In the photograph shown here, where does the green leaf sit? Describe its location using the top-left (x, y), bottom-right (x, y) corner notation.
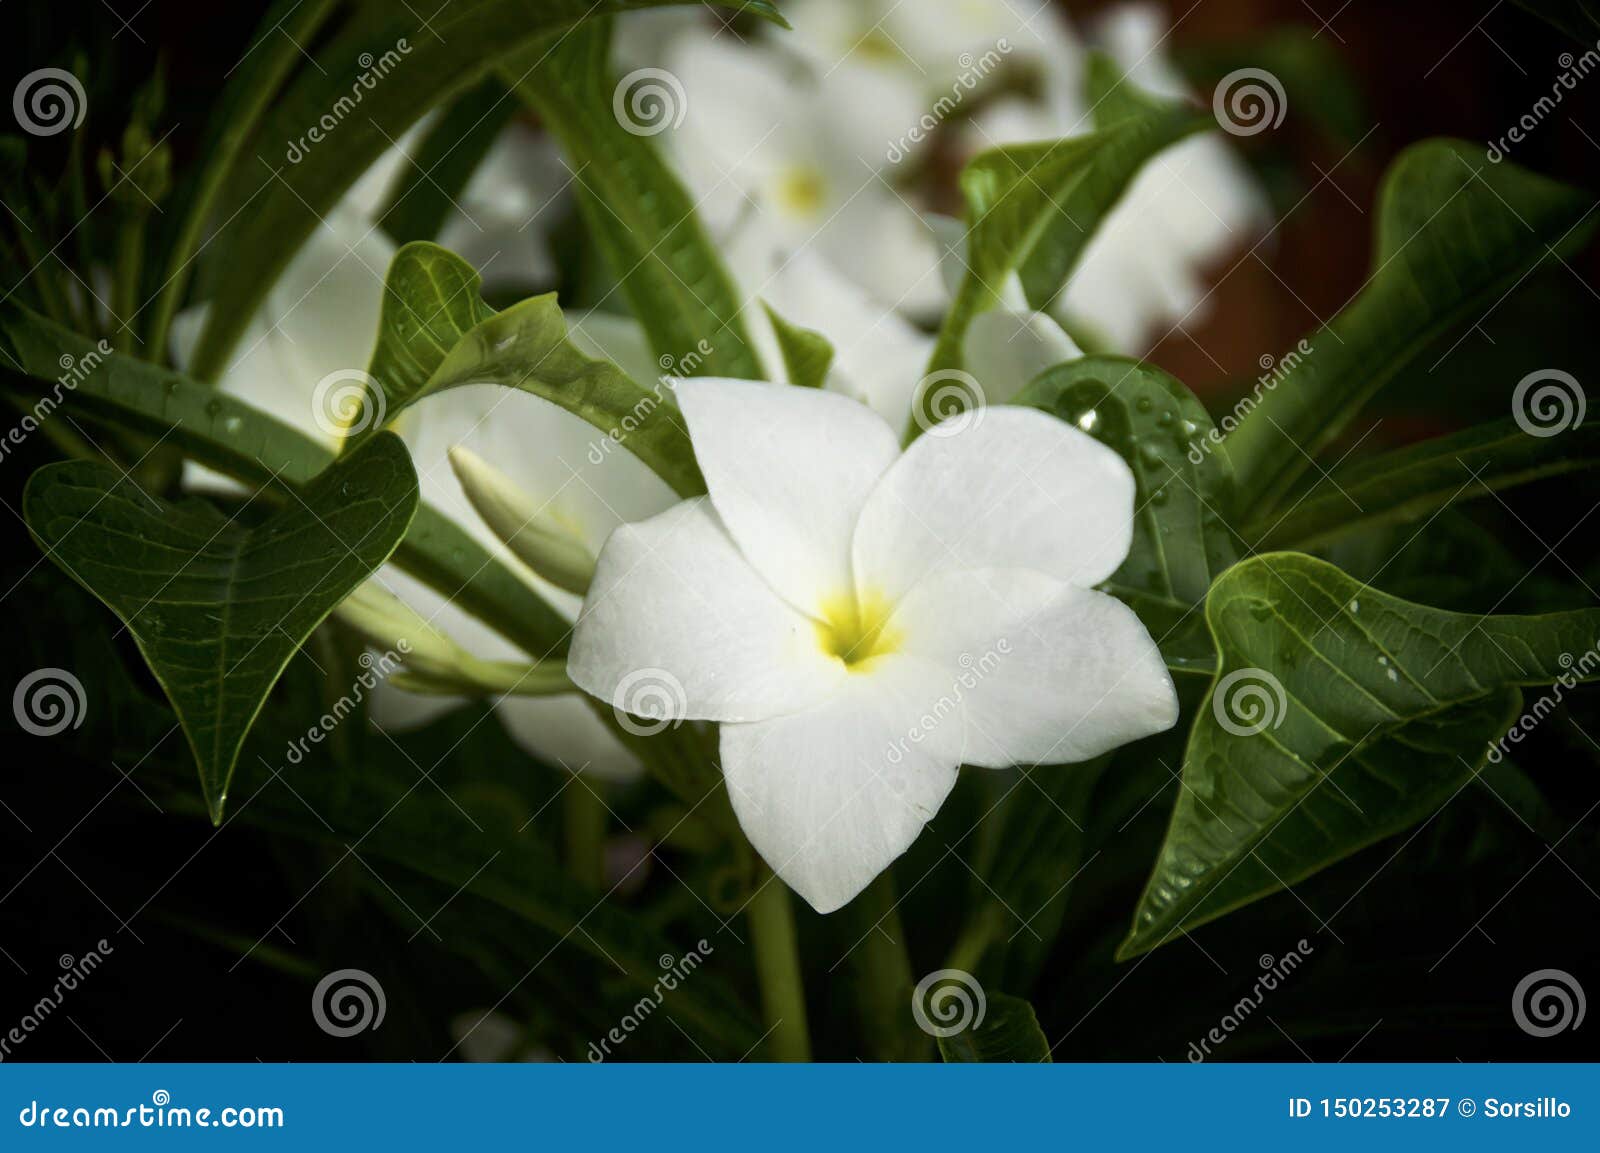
top-left (506, 17), bottom-right (765, 379)
top-left (1122, 551), bottom-right (1600, 958)
top-left (937, 992), bottom-right (1051, 1062)
top-left (762, 302), bottom-right (834, 389)
top-left (25, 434), bottom-right (418, 822)
top-left (375, 78), bottom-right (517, 247)
top-left (360, 242), bottom-right (703, 497)
top-left (1225, 139), bottom-right (1597, 508)
top-left (0, 302), bottom-right (571, 660)
top-left (189, 0), bottom-right (778, 381)
top-left (145, 0), bottom-right (340, 363)
top-left (1014, 358), bottom-right (1238, 676)
top-left (1249, 417), bottom-right (1600, 552)
top-left (922, 88), bottom-right (1207, 389)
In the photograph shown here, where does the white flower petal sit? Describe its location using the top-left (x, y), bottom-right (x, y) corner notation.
top-left (891, 567), bottom-right (1179, 766)
top-left (677, 378), bottom-right (901, 617)
top-left (854, 407), bottom-right (1134, 603)
top-left (570, 498), bottom-right (845, 723)
top-left (721, 658), bottom-right (963, 913)
top-left (963, 308), bottom-right (1082, 405)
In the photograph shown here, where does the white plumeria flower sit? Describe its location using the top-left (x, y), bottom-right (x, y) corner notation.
top-left (665, 29), bottom-right (944, 315)
top-left (569, 380), bottom-right (1179, 912)
top-left (777, 0), bottom-right (1058, 90)
top-left (734, 218), bottom-right (1082, 435)
top-left (966, 2), bottom-right (1267, 353)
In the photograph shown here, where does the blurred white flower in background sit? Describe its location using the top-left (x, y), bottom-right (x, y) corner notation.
top-left (966, 3), bottom-right (1269, 351)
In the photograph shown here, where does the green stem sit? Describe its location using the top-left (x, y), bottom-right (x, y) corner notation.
top-left (747, 877), bottom-right (811, 1061)
top-left (563, 779), bottom-right (606, 891)
top-left (113, 210), bottom-right (147, 354)
top-left (945, 902), bottom-right (1007, 976)
top-left (848, 873), bottom-right (927, 1061)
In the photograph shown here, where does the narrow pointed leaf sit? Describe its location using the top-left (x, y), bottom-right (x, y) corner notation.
top-left (507, 18), bottom-right (765, 379)
top-left (189, 0), bottom-right (780, 380)
top-left (1224, 139), bottom-right (1596, 507)
top-left (25, 434), bottom-right (419, 821)
top-left (922, 94), bottom-right (1206, 387)
top-left (763, 302), bottom-right (834, 389)
top-left (1250, 416), bottom-right (1600, 551)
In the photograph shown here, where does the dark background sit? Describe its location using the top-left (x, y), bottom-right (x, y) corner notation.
top-left (0, 0), bottom-right (1597, 1062)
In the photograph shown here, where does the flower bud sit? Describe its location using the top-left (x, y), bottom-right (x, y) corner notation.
top-left (448, 445), bottom-right (596, 595)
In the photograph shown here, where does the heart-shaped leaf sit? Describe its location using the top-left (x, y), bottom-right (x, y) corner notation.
top-left (1225, 139), bottom-right (1596, 507)
top-left (25, 434), bottom-right (419, 822)
top-left (1123, 551), bottom-right (1600, 957)
top-left (0, 301), bottom-right (570, 659)
top-left (1015, 357), bottom-right (1238, 676)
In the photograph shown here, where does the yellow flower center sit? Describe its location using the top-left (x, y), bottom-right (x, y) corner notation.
top-left (852, 28), bottom-right (905, 64)
top-left (815, 591), bottom-right (901, 670)
top-left (774, 166), bottom-right (826, 218)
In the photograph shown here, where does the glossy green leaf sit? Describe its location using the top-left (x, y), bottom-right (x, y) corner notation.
top-left (1014, 358), bottom-right (1238, 676)
top-left (359, 242), bottom-right (703, 497)
top-left (375, 78), bottom-right (517, 247)
top-left (1250, 417), bottom-right (1600, 552)
top-left (507, 18), bottom-right (765, 379)
top-left (0, 302), bottom-right (570, 659)
top-left (189, 0), bottom-right (781, 381)
top-left (937, 992), bottom-right (1051, 1063)
top-left (1225, 140), bottom-right (1597, 507)
top-left (1123, 551), bottom-right (1600, 958)
top-left (762, 302), bottom-right (834, 389)
top-left (25, 434), bottom-right (418, 822)
top-left (922, 90), bottom-right (1206, 388)
top-left (145, 0), bottom-right (340, 363)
